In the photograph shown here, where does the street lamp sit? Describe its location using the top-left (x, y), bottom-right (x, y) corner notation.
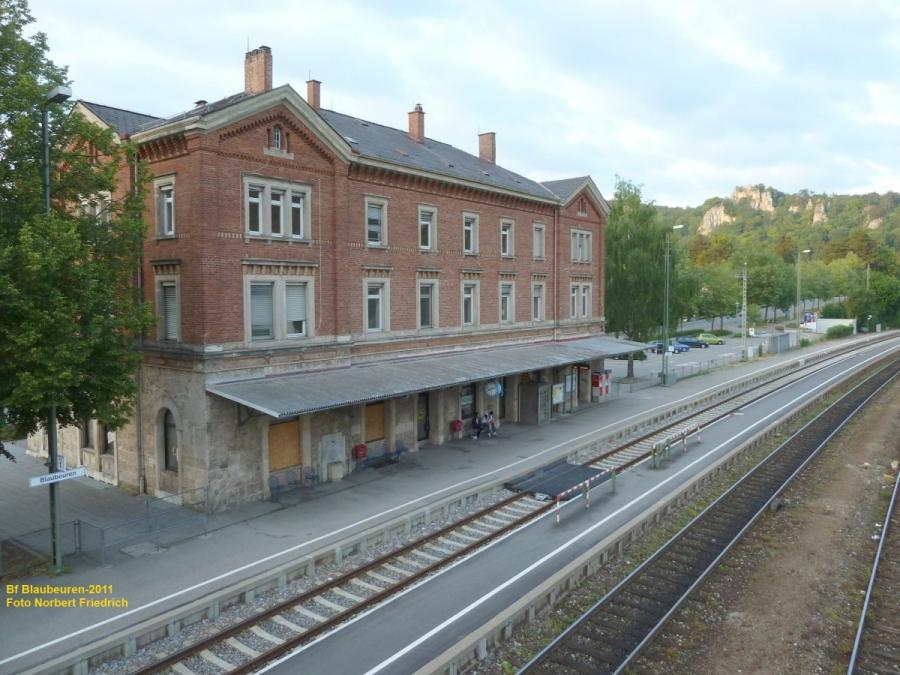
top-left (795, 248), bottom-right (811, 328)
top-left (661, 224), bottom-right (684, 385)
top-left (42, 83), bottom-right (71, 573)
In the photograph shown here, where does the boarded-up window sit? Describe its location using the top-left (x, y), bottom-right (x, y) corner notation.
top-left (268, 419), bottom-right (301, 471)
top-left (364, 402), bottom-right (385, 443)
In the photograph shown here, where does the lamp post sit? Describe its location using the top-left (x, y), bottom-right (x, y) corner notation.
top-left (42, 84), bottom-right (71, 573)
top-left (661, 224), bottom-right (684, 385)
top-left (795, 248), bottom-right (811, 327)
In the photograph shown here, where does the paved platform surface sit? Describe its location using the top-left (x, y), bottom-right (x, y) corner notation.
top-left (0, 336), bottom-right (852, 672)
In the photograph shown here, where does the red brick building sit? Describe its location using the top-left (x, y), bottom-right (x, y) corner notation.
top-left (34, 47), bottom-right (635, 509)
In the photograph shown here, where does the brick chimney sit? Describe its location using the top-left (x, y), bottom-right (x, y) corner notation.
top-left (408, 103), bottom-right (425, 143)
top-left (478, 132), bottom-right (496, 164)
top-left (307, 79), bottom-right (321, 110)
top-left (244, 46), bottom-right (272, 95)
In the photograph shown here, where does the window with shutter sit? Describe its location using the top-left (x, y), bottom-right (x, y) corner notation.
top-left (161, 282), bottom-right (178, 340)
top-left (285, 283), bottom-right (307, 335)
top-left (251, 283), bottom-right (274, 339)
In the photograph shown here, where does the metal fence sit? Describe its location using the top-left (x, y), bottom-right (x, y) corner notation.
top-left (664, 351), bottom-right (743, 384)
top-left (0, 486), bottom-right (209, 578)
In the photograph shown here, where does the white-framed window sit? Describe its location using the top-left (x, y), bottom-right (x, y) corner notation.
top-left (366, 197), bottom-right (388, 246)
top-left (246, 277), bottom-right (315, 342)
top-left (571, 229), bottom-right (592, 263)
top-left (285, 282), bottom-right (309, 336)
top-left (290, 193), bottom-right (306, 238)
top-left (155, 177), bottom-right (175, 236)
top-left (244, 176), bottom-right (311, 239)
top-left (533, 222), bottom-right (545, 260)
top-left (270, 189), bottom-right (284, 236)
top-left (272, 125), bottom-right (283, 150)
top-left (462, 282), bottom-right (479, 326)
top-left (500, 282), bottom-right (514, 324)
top-left (365, 280), bottom-right (389, 332)
top-left (79, 192), bottom-right (111, 223)
top-left (570, 283), bottom-right (592, 318)
top-left (500, 219), bottom-right (514, 257)
top-left (532, 282), bottom-right (545, 322)
top-left (418, 282), bottom-right (437, 329)
top-left (157, 278), bottom-right (179, 341)
top-left (250, 282), bottom-right (274, 340)
top-left (419, 206), bottom-right (436, 251)
top-left (463, 213), bottom-right (478, 253)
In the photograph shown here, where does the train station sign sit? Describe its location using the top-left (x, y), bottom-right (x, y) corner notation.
top-left (28, 467), bottom-right (86, 487)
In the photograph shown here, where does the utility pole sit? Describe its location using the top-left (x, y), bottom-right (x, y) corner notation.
top-left (42, 84), bottom-right (72, 574)
top-left (741, 262), bottom-right (748, 361)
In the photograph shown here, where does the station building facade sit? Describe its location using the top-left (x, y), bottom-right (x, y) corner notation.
top-left (29, 47), bottom-right (636, 509)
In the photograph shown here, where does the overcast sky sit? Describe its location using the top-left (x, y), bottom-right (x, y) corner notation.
top-left (25, 0), bottom-right (900, 207)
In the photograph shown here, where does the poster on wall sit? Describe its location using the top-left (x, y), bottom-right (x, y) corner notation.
top-left (552, 383), bottom-right (564, 405)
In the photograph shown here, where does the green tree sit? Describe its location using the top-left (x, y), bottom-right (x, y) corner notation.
top-left (605, 179), bottom-right (668, 376)
top-left (0, 0), bottom-right (151, 459)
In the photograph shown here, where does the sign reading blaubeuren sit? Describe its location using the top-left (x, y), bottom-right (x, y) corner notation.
top-left (27, 467), bottom-right (86, 488)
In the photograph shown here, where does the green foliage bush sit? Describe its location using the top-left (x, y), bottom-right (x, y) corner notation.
top-left (825, 324), bottom-right (854, 339)
top-left (820, 302), bottom-right (848, 318)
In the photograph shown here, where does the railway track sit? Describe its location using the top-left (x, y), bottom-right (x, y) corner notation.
top-left (134, 340), bottom-right (896, 675)
top-left (519, 356), bottom-right (900, 675)
top-left (847, 467), bottom-right (900, 674)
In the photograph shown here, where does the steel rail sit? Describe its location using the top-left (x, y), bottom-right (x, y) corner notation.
top-left (133, 338), bottom-right (896, 675)
top-left (847, 465), bottom-right (900, 674)
top-left (519, 356), bottom-right (900, 675)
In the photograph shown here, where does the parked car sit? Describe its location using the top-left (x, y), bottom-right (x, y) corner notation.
top-left (676, 336), bottom-right (709, 349)
top-left (652, 340), bottom-right (687, 354)
top-left (697, 332), bottom-right (724, 345)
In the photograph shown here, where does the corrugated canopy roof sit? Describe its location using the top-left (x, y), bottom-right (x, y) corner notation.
top-left (206, 337), bottom-right (647, 419)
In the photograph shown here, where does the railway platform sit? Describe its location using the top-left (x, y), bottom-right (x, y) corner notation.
top-left (0, 335), bottom-right (881, 674)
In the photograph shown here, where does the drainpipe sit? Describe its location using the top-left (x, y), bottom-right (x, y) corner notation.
top-left (553, 205), bottom-right (559, 340)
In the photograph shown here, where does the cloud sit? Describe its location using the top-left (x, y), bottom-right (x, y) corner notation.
top-left (24, 0), bottom-right (900, 206)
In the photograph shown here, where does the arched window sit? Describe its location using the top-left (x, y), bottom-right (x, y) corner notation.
top-left (272, 125), bottom-right (282, 150)
top-left (163, 409), bottom-right (178, 472)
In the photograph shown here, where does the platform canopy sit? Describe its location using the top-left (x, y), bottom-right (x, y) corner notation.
top-left (206, 336), bottom-right (647, 419)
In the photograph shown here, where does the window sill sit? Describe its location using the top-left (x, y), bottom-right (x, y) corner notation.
top-left (155, 234), bottom-right (177, 241)
top-left (245, 234), bottom-right (310, 243)
top-left (366, 243), bottom-right (388, 249)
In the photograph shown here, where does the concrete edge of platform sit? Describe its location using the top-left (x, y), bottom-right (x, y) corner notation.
top-left (419, 368), bottom-right (851, 675)
top-left (16, 338), bottom-right (883, 674)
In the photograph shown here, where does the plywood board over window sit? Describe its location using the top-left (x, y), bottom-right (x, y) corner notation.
top-left (268, 419), bottom-right (301, 471)
top-left (365, 402), bottom-right (385, 443)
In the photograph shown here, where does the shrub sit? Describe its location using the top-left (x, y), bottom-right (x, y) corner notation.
top-left (826, 324), bottom-right (853, 339)
top-left (820, 302), bottom-right (848, 319)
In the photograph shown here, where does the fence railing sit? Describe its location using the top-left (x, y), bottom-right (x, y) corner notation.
top-left (0, 486), bottom-right (209, 578)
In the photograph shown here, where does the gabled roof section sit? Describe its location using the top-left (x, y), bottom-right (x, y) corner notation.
top-left (127, 85), bottom-right (560, 203)
top-left (319, 110), bottom-right (559, 202)
top-left (77, 101), bottom-right (161, 136)
top-left (543, 176), bottom-right (611, 217)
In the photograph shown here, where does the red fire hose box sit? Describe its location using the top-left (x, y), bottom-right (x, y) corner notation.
top-left (450, 419), bottom-right (463, 433)
top-left (353, 443), bottom-right (367, 460)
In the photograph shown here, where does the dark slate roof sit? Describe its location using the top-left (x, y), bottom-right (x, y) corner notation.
top-left (135, 91), bottom-right (255, 133)
top-left (79, 101), bottom-right (161, 136)
top-left (319, 109), bottom-right (558, 201)
top-left (206, 336), bottom-right (647, 418)
top-left (542, 176), bottom-right (590, 202)
top-left (117, 86), bottom-right (574, 202)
